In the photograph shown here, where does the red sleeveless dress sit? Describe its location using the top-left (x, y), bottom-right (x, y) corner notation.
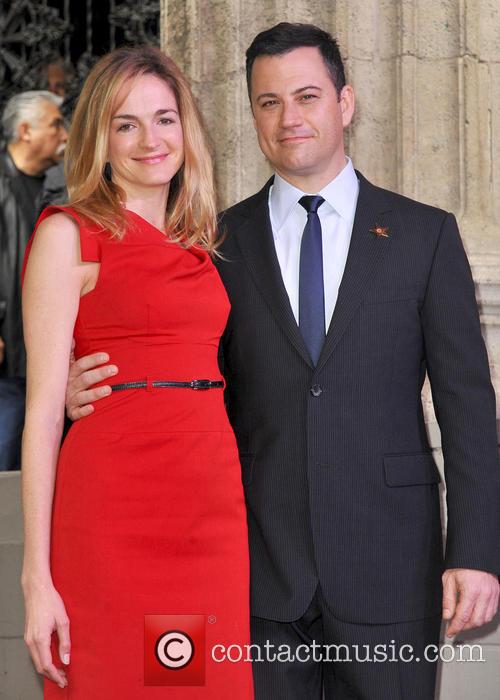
top-left (24, 207), bottom-right (253, 698)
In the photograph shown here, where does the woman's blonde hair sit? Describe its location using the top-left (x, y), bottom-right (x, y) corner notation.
top-left (65, 46), bottom-right (219, 252)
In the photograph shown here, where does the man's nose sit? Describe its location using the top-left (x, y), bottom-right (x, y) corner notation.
top-left (279, 100), bottom-right (302, 128)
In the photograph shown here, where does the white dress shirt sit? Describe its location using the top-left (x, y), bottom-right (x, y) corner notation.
top-left (268, 157), bottom-right (359, 331)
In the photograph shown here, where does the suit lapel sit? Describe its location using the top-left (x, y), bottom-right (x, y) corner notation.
top-left (231, 172), bottom-right (393, 372)
top-left (232, 179), bottom-right (314, 368)
top-left (316, 172), bottom-right (393, 371)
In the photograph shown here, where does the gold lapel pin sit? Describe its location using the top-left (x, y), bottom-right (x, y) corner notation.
top-left (370, 224), bottom-right (389, 238)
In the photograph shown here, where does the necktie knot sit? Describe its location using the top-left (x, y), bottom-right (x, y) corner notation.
top-left (299, 195), bottom-right (325, 215)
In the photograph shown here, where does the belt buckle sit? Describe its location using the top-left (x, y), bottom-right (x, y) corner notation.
top-left (190, 379), bottom-right (211, 390)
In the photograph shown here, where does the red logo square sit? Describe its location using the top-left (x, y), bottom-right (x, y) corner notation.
top-left (144, 614), bottom-right (205, 686)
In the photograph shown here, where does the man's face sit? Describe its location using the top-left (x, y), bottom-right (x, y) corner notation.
top-left (250, 46), bottom-right (355, 190)
top-left (47, 63), bottom-right (66, 97)
top-left (26, 100), bottom-right (68, 172)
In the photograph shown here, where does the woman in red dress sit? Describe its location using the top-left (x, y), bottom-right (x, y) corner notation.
top-left (21, 47), bottom-right (253, 698)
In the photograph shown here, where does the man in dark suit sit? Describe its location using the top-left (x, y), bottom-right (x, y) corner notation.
top-left (66, 23), bottom-right (499, 699)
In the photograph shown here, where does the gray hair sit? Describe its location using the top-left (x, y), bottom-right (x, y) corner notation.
top-left (1, 91), bottom-right (63, 144)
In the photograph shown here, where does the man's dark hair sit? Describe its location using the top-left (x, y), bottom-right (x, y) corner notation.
top-left (245, 22), bottom-right (346, 99)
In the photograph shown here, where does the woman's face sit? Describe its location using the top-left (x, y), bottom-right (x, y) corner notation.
top-left (107, 73), bottom-right (184, 195)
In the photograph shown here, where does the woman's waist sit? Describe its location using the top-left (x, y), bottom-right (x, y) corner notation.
top-left (74, 341), bottom-right (223, 388)
top-left (70, 383), bottom-right (232, 434)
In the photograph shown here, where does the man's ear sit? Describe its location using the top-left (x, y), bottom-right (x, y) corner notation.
top-left (339, 85), bottom-right (355, 128)
top-left (17, 121), bottom-right (32, 143)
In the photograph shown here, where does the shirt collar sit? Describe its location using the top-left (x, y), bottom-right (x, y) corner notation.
top-left (269, 157), bottom-right (359, 232)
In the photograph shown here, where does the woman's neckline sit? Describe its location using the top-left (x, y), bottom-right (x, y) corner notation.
top-left (125, 208), bottom-right (167, 236)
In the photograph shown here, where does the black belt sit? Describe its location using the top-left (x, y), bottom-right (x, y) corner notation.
top-left (110, 379), bottom-right (224, 392)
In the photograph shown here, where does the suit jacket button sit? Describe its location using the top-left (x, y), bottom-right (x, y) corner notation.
top-left (310, 384), bottom-right (323, 397)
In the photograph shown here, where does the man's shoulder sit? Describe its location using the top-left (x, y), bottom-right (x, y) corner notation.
top-left (216, 180), bottom-right (272, 255)
top-left (0, 149), bottom-right (15, 201)
top-left (219, 185), bottom-right (269, 224)
top-left (0, 148), bottom-right (15, 176)
top-left (358, 172), bottom-right (450, 224)
top-left (216, 172), bottom-right (454, 250)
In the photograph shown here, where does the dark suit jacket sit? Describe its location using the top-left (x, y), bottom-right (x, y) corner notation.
top-left (216, 171), bottom-right (500, 625)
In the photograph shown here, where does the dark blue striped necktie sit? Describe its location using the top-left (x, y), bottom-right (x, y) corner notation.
top-left (298, 195), bottom-right (326, 366)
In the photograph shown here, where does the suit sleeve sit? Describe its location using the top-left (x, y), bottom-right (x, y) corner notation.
top-left (421, 212), bottom-right (500, 575)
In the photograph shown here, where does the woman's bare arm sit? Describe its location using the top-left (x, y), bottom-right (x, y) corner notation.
top-left (21, 212), bottom-right (95, 688)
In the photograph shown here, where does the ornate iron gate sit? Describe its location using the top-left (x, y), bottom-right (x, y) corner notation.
top-left (0, 0), bottom-right (160, 113)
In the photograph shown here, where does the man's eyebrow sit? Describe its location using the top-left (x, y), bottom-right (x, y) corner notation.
top-left (256, 85), bottom-right (323, 101)
top-left (112, 108), bottom-right (178, 120)
top-left (292, 85), bottom-right (322, 95)
top-left (255, 92), bottom-right (278, 102)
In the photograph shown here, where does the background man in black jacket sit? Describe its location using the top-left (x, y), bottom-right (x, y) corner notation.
top-left (66, 24), bottom-right (499, 699)
top-left (0, 91), bottom-right (67, 469)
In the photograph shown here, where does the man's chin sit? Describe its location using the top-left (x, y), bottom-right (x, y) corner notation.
top-left (55, 146), bottom-right (66, 161)
top-left (278, 159), bottom-right (319, 178)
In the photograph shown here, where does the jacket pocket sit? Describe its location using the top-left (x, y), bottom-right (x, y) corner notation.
top-left (239, 452), bottom-right (255, 487)
top-left (363, 282), bottom-right (422, 305)
top-left (383, 452), bottom-right (441, 487)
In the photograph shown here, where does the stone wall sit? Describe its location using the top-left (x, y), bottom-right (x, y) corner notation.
top-left (0, 474), bottom-right (42, 699)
